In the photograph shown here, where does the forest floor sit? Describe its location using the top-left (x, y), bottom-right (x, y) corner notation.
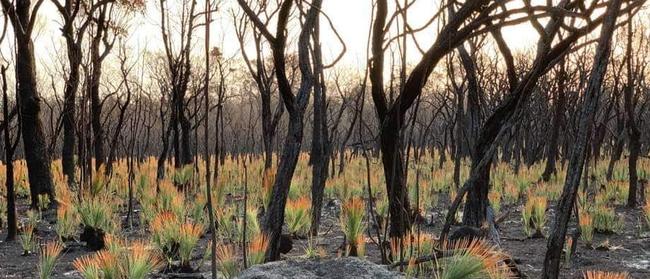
top-left (1, 195), bottom-right (649, 278)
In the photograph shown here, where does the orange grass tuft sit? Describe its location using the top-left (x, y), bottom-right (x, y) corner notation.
top-left (583, 271), bottom-right (629, 279)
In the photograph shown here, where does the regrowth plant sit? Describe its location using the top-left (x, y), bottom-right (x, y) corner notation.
top-left (20, 224), bottom-right (38, 255)
top-left (73, 238), bottom-right (162, 279)
top-left (73, 255), bottom-right (101, 279)
top-left (56, 203), bottom-right (79, 242)
top-left (579, 212), bottom-right (594, 248)
top-left (522, 195), bottom-right (547, 238)
top-left (78, 197), bottom-right (116, 250)
top-left (39, 241), bottom-right (64, 279)
top-left (340, 197), bottom-right (366, 257)
top-left (592, 205), bottom-right (623, 234)
top-left (216, 243), bottom-right (239, 279)
top-left (178, 223), bottom-right (204, 270)
top-left (437, 239), bottom-right (513, 279)
top-left (583, 271), bottom-right (629, 279)
top-left (285, 196), bottom-right (311, 237)
top-left (247, 233), bottom-right (269, 266)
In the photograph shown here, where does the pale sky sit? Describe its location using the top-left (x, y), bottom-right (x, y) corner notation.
top-left (27, 0), bottom-right (541, 72)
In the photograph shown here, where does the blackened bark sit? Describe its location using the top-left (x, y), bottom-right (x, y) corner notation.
top-left (4, 141), bottom-right (16, 240)
top-left (542, 63), bottom-right (567, 181)
top-left (627, 114), bottom-right (640, 207)
top-left (591, 122), bottom-right (607, 164)
top-left (213, 62), bottom-right (226, 181)
top-left (606, 113), bottom-right (625, 181)
top-left (543, 0), bottom-right (622, 276)
top-left (178, 101), bottom-right (193, 165)
top-left (624, 20), bottom-right (640, 208)
top-left (264, 115), bottom-right (305, 260)
top-left (53, 0), bottom-right (90, 187)
top-left (159, 0), bottom-right (197, 168)
top-left (236, 0), bottom-right (320, 261)
top-left (157, 115), bottom-right (173, 180)
top-left (369, 0), bottom-right (411, 239)
top-left (106, 55), bottom-right (133, 173)
top-left (89, 6), bottom-right (112, 171)
top-left (458, 45), bottom-right (481, 154)
top-left (61, 36), bottom-right (80, 186)
top-left (592, 96), bottom-right (616, 165)
top-left (310, 114), bottom-right (328, 236)
top-left (8, 3), bottom-right (56, 207)
top-left (452, 82), bottom-right (464, 189)
top-left (369, 0), bottom-right (493, 238)
top-left (379, 113), bottom-right (412, 238)
top-left (2, 66), bottom-right (18, 240)
top-left (309, 18), bottom-right (329, 236)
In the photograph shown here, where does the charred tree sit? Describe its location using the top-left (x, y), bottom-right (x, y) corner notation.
top-left (52, 0), bottom-right (93, 186)
top-left (159, 0), bottom-right (198, 168)
top-left (88, 4), bottom-right (115, 171)
top-left (542, 0), bottom-right (624, 276)
top-left (1, 0), bottom-right (56, 207)
top-left (2, 65), bottom-right (20, 240)
top-left (234, 13), bottom-right (284, 170)
top-left (624, 18), bottom-right (641, 208)
top-left (238, 0), bottom-right (321, 261)
top-left (542, 62), bottom-right (567, 181)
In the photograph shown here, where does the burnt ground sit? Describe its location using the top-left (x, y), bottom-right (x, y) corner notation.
top-left (0, 196), bottom-right (649, 279)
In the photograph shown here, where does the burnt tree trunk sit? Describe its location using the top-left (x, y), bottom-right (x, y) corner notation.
top-left (542, 0), bottom-right (622, 276)
top-left (5, 1), bottom-right (56, 207)
top-left (379, 113), bottom-right (412, 238)
top-left (177, 96), bottom-right (193, 166)
top-left (368, 0), bottom-right (492, 238)
top-left (624, 19), bottom-right (640, 208)
top-left (452, 82), bottom-right (464, 189)
top-left (2, 66), bottom-right (18, 240)
top-left (264, 114), bottom-right (306, 260)
top-left (88, 5), bottom-right (113, 171)
top-left (542, 62), bottom-right (567, 181)
top-left (157, 112), bottom-right (172, 180)
top-left (237, 0), bottom-right (320, 261)
top-left (606, 111), bottom-right (625, 181)
top-left (458, 45), bottom-right (481, 156)
top-left (60, 23), bottom-right (82, 186)
top-left (106, 53), bottom-right (133, 173)
top-left (309, 20), bottom-right (329, 236)
top-left (159, 0), bottom-right (197, 168)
